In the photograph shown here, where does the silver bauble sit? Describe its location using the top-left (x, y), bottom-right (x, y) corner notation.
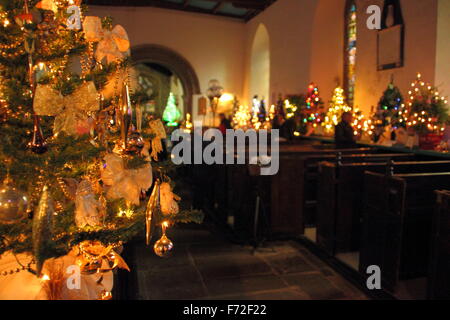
top-left (153, 234), bottom-right (174, 258)
top-left (0, 184), bottom-right (28, 224)
top-left (125, 131), bottom-right (145, 154)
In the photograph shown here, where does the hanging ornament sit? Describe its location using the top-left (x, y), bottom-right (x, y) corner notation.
top-left (119, 83), bottom-right (133, 151)
top-left (32, 185), bottom-right (55, 277)
top-left (83, 16), bottom-right (130, 63)
top-left (29, 114), bottom-right (48, 154)
top-left (35, 62), bottom-right (49, 82)
top-left (101, 153), bottom-right (152, 205)
top-left (15, 0), bottom-right (34, 26)
top-left (74, 180), bottom-right (104, 228)
top-left (160, 182), bottom-right (180, 216)
top-left (136, 103), bottom-right (143, 132)
top-left (145, 180), bottom-right (160, 245)
top-left (101, 66), bottom-right (138, 100)
top-left (106, 108), bottom-right (119, 134)
top-left (0, 175), bottom-right (29, 224)
top-left (147, 119), bottom-right (167, 161)
top-left (154, 222), bottom-right (174, 258)
top-left (125, 131), bottom-right (145, 155)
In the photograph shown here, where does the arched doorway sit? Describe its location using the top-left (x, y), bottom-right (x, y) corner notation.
top-left (250, 24), bottom-right (270, 106)
top-left (131, 44), bottom-right (201, 117)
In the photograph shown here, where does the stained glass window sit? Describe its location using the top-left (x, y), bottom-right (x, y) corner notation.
top-left (345, 1), bottom-right (357, 107)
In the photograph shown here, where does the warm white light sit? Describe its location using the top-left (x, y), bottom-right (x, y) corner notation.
top-left (41, 274), bottom-right (50, 281)
top-left (219, 93), bottom-right (234, 103)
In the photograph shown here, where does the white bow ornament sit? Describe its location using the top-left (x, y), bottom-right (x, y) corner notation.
top-left (101, 154), bottom-right (152, 205)
top-left (83, 16), bottom-right (130, 63)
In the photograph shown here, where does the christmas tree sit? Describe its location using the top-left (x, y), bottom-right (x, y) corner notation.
top-left (304, 83), bottom-right (325, 125)
top-left (322, 86), bottom-right (351, 134)
top-left (0, 0), bottom-right (201, 300)
top-left (352, 107), bottom-right (374, 140)
top-left (406, 73), bottom-right (448, 134)
top-left (162, 92), bottom-right (181, 127)
top-left (370, 81), bottom-right (406, 142)
top-left (232, 105), bottom-right (252, 130)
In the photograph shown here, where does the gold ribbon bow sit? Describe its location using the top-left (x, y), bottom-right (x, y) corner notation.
top-left (33, 82), bottom-right (99, 136)
top-left (76, 241), bottom-right (130, 275)
top-left (83, 16), bottom-right (130, 64)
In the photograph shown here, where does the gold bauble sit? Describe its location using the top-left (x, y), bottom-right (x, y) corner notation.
top-left (153, 234), bottom-right (173, 258)
top-left (0, 183), bottom-right (28, 224)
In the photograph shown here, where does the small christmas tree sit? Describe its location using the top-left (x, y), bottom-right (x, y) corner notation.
top-left (163, 92), bottom-right (182, 127)
top-left (284, 95), bottom-right (306, 120)
top-left (352, 107), bottom-right (374, 140)
top-left (406, 73), bottom-right (448, 134)
top-left (323, 86), bottom-right (351, 134)
top-left (372, 81), bottom-right (406, 142)
top-left (304, 83), bottom-right (325, 124)
top-left (284, 99), bottom-right (297, 119)
top-left (233, 105), bottom-right (252, 130)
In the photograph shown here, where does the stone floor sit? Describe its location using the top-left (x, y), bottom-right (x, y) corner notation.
top-left (128, 223), bottom-right (368, 300)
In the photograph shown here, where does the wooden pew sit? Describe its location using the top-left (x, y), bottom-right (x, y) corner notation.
top-left (317, 161), bottom-right (450, 255)
top-left (229, 151), bottom-right (413, 239)
top-left (299, 153), bottom-right (415, 228)
top-left (427, 190), bottom-right (450, 299)
top-left (206, 144), bottom-right (372, 225)
top-left (226, 147), bottom-right (376, 238)
top-left (359, 172), bottom-right (450, 293)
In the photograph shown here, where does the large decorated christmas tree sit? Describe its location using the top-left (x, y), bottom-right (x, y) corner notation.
top-left (0, 0), bottom-right (201, 300)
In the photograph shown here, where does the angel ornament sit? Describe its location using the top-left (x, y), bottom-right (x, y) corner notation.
top-left (160, 182), bottom-right (180, 215)
top-left (59, 178), bottom-right (105, 228)
top-left (75, 180), bottom-right (105, 228)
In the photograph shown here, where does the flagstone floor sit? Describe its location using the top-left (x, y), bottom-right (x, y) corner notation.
top-left (126, 224), bottom-right (367, 300)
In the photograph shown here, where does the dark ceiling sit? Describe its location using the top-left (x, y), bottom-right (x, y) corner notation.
top-left (85, 0), bottom-right (277, 21)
